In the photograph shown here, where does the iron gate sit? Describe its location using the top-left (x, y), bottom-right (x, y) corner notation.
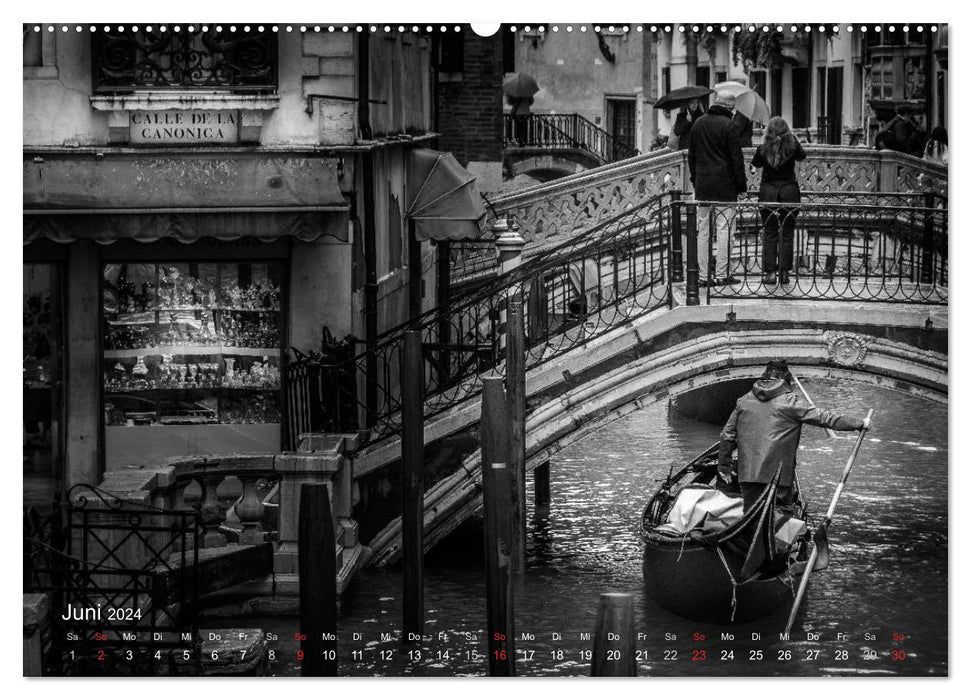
top-left (23, 485), bottom-right (202, 676)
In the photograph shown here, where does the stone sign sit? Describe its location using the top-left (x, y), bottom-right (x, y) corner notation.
top-left (129, 110), bottom-right (239, 145)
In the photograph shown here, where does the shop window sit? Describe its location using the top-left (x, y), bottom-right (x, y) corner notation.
top-left (24, 263), bottom-right (63, 505)
top-left (91, 26), bottom-right (278, 93)
top-left (102, 261), bottom-right (284, 469)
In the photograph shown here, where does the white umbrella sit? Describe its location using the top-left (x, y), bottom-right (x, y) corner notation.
top-left (714, 81), bottom-right (771, 124)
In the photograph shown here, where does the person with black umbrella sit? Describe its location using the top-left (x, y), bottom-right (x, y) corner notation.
top-left (687, 90), bottom-right (747, 285)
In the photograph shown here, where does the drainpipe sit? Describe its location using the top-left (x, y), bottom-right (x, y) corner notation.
top-left (359, 30), bottom-right (378, 426)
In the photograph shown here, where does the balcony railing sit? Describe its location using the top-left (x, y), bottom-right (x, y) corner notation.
top-left (92, 26), bottom-right (278, 93)
top-left (504, 113), bottom-right (640, 164)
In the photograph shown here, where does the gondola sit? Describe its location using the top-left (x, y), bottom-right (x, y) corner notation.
top-left (640, 442), bottom-right (815, 625)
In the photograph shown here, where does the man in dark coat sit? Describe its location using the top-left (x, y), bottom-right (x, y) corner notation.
top-left (717, 359), bottom-right (871, 513)
top-left (688, 90), bottom-right (748, 284)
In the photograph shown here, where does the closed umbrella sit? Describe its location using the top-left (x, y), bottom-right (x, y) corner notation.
top-left (714, 81), bottom-right (771, 124)
top-left (654, 85), bottom-right (713, 110)
top-left (503, 72), bottom-right (540, 98)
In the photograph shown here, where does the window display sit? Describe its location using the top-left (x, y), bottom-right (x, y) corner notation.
top-left (102, 261), bottom-right (284, 465)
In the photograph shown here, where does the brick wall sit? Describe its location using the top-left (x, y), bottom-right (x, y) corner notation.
top-left (436, 33), bottom-right (504, 166)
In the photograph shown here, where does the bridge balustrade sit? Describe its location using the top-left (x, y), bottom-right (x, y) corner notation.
top-left (463, 146), bottom-right (948, 286)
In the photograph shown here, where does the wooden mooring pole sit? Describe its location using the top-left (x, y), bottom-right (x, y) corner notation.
top-left (591, 593), bottom-right (636, 677)
top-left (534, 460), bottom-right (550, 509)
top-left (505, 295), bottom-right (527, 575)
top-left (401, 330), bottom-right (425, 643)
top-left (480, 377), bottom-right (517, 676)
top-left (298, 483), bottom-right (338, 676)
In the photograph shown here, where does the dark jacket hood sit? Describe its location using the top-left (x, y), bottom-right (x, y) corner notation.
top-left (752, 377), bottom-right (791, 401)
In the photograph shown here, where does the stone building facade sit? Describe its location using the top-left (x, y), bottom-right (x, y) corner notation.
top-left (22, 25), bottom-right (440, 498)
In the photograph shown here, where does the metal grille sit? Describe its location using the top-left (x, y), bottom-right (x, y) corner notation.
top-left (24, 485), bottom-right (202, 676)
top-left (92, 26), bottom-right (277, 93)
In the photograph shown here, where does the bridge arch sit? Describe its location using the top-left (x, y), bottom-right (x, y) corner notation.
top-left (504, 150), bottom-right (602, 183)
top-left (530, 331), bottom-right (946, 469)
top-left (367, 320), bottom-right (946, 564)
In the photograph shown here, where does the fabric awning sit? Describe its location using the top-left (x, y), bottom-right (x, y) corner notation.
top-left (406, 149), bottom-right (486, 242)
top-left (23, 151), bottom-right (349, 245)
top-left (24, 210), bottom-right (349, 245)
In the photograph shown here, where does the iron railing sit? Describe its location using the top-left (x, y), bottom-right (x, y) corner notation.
top-left (297, 194), bottom-right (672, 441)
top-left (92, 26), bottom-right (278, 93)
top-left (504, 113), bottom-right (640, 164)
top-left (289, 190), bottom-right (946, 445)
top-left (695, 194), bottom-right (947, 305)
top-left (23, 485), bottom-right (201, 675)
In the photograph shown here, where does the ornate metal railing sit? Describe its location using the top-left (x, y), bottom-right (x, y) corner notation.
top-left (306, 189), bottom-right (946, 444)
top-left (453, 146), bottom-right (947, 288)
top-left (306, 194), bottom-right (672, 442)
top-left (23, 486), bottom-right (201, 675)
top-left (695, 195), bottom-right (947, 305)
top-left (92, 26), bottom-right (278, 93)
top-left (504, 113), bottom-right (639, 164)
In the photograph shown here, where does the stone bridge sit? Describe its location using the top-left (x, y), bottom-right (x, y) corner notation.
top-left (359, 293), bottom-right (946, 566)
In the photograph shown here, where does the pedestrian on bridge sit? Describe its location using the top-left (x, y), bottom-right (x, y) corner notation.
top-left (716, 359), bottom-right (872, 514)
top-left (687, 90), bottom-right (747, 286)
top-left (752, 116), bottom-right (807, 287)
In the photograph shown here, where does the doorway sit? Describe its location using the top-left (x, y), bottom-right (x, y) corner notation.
top-left (23, 263), bottom-right (64, 505)
top-left (605, 97), bottom-right (637, 155)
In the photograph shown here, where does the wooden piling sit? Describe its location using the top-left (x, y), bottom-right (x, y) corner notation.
top-left (591, 593), bottom-right (636, 677)
top-left (480, 377), bottom-right (516, 677)
top-left (297, 483), bottom-right (338, 676)
top-left (685, 204), bottom-right (700, 306)
top-left (534, 460), bottom-right (550, 508)
top-left (505, 295), bottom-right (527, 575)
top-left (401, 330), bottom-right (425, 643)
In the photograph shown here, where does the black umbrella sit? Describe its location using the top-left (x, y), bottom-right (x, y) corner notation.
top-left (503, 72), bottom-right (540, 98)
top-left (654, 85), bottom-right (714, 110)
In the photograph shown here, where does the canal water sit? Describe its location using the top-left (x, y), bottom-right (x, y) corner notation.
top-left (237, 379), bottom-right (948, 677)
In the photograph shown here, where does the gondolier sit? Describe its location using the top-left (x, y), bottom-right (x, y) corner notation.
top-left (717, 359), bottom-right (872, 513)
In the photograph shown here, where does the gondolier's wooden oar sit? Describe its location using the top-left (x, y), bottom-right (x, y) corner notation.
top-left (790, 372), bottom-right (838, 439)
top-left (784, 408), bottom-right (874, 636)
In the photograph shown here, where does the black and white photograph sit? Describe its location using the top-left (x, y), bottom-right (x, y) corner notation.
top-left (17, 9), bottom-right (953, 681)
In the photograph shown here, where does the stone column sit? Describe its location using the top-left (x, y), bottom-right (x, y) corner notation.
top-left (493, 216), bottom-right (527, 277)
top-left (273, 438), bottom-right (345, 574)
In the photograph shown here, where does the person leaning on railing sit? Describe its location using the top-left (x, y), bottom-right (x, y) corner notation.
top-left (751, 117), bottom-right (806, 287)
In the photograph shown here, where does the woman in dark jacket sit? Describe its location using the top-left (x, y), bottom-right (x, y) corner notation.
top-left (752, 116), bottom-right (806, 285)
top-left (673, 98), bottom-right (705, 150)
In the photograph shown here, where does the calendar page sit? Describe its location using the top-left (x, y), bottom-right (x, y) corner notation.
top-left (21, 10), bottom-right (950, 681)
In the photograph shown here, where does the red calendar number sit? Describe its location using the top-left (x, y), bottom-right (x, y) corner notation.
top-left (692, 649), bottom-right (707, 661)
top-left (891, 649), bottom-right (907, 661)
